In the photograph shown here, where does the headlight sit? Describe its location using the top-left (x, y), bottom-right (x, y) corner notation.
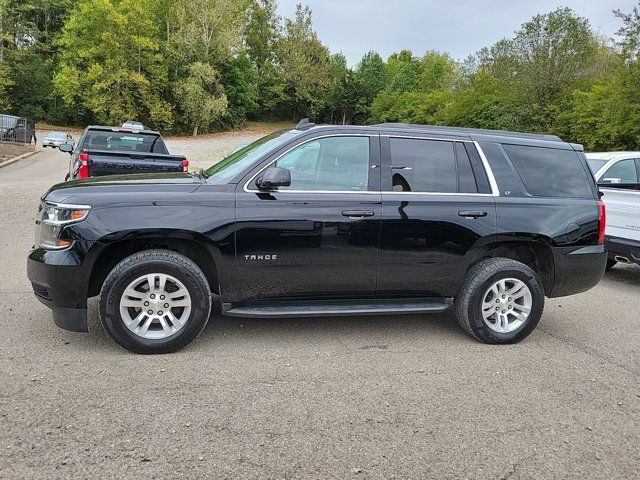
top-left (36, 201), bottom-right (91, 250)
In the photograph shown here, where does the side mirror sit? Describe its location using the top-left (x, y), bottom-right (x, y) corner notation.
top-left (256, 167), bottom-right (291, 190)
top-left (59, 143), bottom-right (73, 154)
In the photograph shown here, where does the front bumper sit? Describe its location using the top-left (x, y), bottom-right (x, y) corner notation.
top-left (548, 244), bottom-right (607, 297)
top-left (27, 245), bottom-right (94, 332)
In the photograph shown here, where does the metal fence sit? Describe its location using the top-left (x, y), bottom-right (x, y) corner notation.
top-left (0, 114), bottom-right (35, 145)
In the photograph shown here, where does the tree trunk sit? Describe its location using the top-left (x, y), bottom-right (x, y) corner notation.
top-left (192, 125), bottom-right (198, 137)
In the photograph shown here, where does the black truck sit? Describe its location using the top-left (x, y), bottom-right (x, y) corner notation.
top-left (59, 124), bottom-right (187, 180)
top-left (28, 121), bottom-right (607, 353)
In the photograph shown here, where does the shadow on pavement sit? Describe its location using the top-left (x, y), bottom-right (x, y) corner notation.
top-left (80, 297), bottom-right (471, 354)
top-left (604, 262), bottom-right (640, 287)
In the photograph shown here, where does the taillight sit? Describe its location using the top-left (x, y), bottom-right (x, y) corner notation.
top-left (78, 152), bottom-right (89, 179)
top-left (597, 199), bottom-right (606, 245)
top-left (182, 159), bottom-right (189, 172)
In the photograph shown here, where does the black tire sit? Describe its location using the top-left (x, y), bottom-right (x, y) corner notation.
top-left (606, 258), bottom-right (617, 271)
top-left (454, 258), bottom-right (544, 344)
top-left (99, 249), bottom-right (211, 354)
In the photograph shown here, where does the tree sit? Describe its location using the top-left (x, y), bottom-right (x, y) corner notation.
top-left (174, 62), bottom-right (228, 136)
top-left (276, 3), bottom-right (331, 119)
top-left (354, 51), bottom-right (387, 120)
top-left (219, 53), bottom-right (259, 127)
top-left (472, 7), bottom-right (605, 132)
top-left (325, 53), bottom-right (367, 124)
top-left (167, 0), bottom-right (247, 67)
top-left (53, 0), bottom-right (172, 130)
top-left (0, 0), bottom-right (76, 119)
top-left (244, 0), bottom-right (284, 117)
top-left (614, 4), bottom-right (640, 60)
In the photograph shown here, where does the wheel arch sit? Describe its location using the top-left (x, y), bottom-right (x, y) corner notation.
top-left (87, 231), bottom-right (221, 298)
top-left (465, 236), bottom-right (555, 295)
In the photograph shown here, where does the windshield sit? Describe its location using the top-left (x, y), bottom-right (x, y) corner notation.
top-left (47, 132), bottom-right (67, 139)
top-left (204, 130), bottom-right (295, 184)
top-left (587, 158), bottom-right (608, 174)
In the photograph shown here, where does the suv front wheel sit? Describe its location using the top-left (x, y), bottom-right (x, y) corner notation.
top-left (99, 249), bottom-right (212, 354)
top-left (454, 258), bottom-right (544, 344)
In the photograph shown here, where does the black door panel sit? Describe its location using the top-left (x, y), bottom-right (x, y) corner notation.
top-left (232, 192), bottom-right (382, 302)
top-left (377, 194), bottom-right (496, 297)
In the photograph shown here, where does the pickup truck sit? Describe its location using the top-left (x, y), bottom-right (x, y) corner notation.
top-left (586, 152), bottom-right (640, 269)
top-left (28, 120), bottom-right (607, 353)
top-left (59, 124), bottom-right (188, 180)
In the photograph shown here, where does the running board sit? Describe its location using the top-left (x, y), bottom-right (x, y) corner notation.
top-left (223, 298), bottom-right (452, 318)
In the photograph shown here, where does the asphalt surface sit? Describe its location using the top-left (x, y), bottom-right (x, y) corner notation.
top-left (1, 146), bottom-right (639, 479)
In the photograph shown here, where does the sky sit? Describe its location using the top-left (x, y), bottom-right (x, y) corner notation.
top-left (277, 0), bottom-right (638, 65)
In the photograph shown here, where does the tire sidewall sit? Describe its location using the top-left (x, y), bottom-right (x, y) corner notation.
top-left (101, 258), bottom-right (210, 353)
top-left (467, 267), bottom-right (544, 343)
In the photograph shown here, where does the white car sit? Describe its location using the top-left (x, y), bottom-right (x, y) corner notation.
top-left (586, 152), bottom-right (640, 269)
top-left (43, 131), bottom-right (73, 148)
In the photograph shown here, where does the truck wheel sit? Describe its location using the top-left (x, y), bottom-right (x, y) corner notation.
top-left (454, 258), bottom-right (544, 344)
top-left (99, 249), bottom-right (211, 354)
top-left (606, 258), bottom-right (617, 271)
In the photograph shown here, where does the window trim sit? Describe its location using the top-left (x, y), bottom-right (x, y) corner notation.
top-left (242, 133), bottom-right (499, 196)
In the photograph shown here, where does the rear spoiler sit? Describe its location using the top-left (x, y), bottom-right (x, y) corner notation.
top-left (569, 143), bottom-right (584, 152)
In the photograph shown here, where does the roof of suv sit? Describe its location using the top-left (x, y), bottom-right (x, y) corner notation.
top-left (292, 121), bottom-right (578, 150)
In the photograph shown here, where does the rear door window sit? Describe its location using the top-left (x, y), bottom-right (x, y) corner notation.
top-left (503, 144), bottom-right (593, 198)
top-left (389, 138), bottom-right (481, 193)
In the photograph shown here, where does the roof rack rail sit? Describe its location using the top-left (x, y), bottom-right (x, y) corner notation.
top-left (374, 123), bottom-right (563, 142)
top-left (295, 118), bottom-right (316, 131)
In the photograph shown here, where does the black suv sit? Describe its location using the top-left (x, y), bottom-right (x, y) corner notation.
top-left (27, 121), bottom-right (607, 353)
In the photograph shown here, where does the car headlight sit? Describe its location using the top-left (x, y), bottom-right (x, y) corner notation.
top-left (35, 201), bottom-right (91, 250)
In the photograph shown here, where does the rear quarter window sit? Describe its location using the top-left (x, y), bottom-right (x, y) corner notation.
top-left (502, 144), bottom-right (593, 198)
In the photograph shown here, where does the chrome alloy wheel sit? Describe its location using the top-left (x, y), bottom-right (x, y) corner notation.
top-left (481, 278), bottom-right (532, 333)
top-left (119, 273), bottom-right (192, 339)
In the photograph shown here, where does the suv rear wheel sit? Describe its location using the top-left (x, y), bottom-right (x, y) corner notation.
top-left (454, 258), bottom-right (544, 344)
top-left (99, 249), bottom-right (211, 354)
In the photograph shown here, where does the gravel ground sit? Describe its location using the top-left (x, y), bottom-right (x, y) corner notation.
top-left (1, 143), bottom-right (639, 479)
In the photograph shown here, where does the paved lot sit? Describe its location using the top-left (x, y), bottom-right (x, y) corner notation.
top-left (1, 145), bottom-right (639, 479)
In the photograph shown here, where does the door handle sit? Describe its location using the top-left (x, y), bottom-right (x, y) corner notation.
top-left (458, 210), bottom-right (487, 219)
top-left (342, 210), bottom-right (375, 218)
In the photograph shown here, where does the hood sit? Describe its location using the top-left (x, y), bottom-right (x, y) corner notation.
top-left (43, 172), bottom-right (206, 204)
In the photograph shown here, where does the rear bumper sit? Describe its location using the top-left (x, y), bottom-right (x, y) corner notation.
top-left (606, 236), bottom-right (640, 265)
top-left (27, 245), bottom-right (94, 332)
top-left (548, 244), bottom-right (607, 298)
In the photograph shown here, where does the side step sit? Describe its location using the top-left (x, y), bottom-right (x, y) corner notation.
top-left (223, 297), bottom-right (452, 318)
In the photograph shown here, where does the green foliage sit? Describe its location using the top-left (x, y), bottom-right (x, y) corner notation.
top-left (245, 0), bottom-right (284, 117)
top-left (276, 4), bottom-right (331, 119)
top-left (53, 0), bottom-right (172, 130)
top-left (173, 62), bottom-right (228, 136)
top-left (3, 0), bottom-right (640, 148)
top-left (219, 54), bottom-right (259, 127)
